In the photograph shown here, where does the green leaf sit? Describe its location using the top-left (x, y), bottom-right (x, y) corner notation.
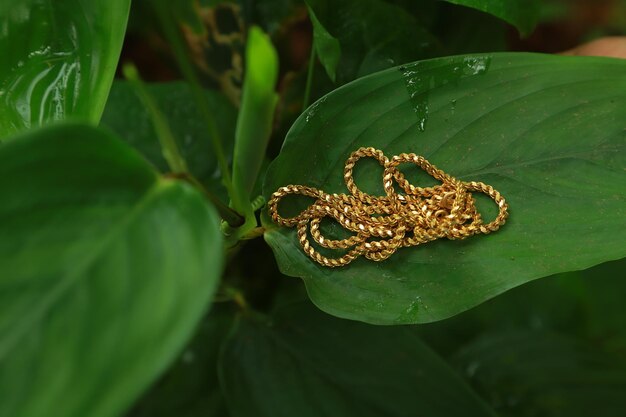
top-left (219, 302), bottom-right (495, 417)
top-left (130, 305), bottom-right (235, 417)
top-left (262, 53), bottom-right (626, 324)
top-left (0, 124), bottom-right (223, 417)
top-left (451, 331), bottom-right (626, 417)
top-left (101, 80), bottom-right (238, 201)
top-left (434, 3), bottom-right (508, 55)
top-left (415, 259), bottom-right (626, 358)
top-left (0, 0), bottom-right (130, 138)
top-left (577, 259), bottom-right (626, 356)
top-left (306, 0), bottom-right (440, 83)
top-left (416, 271), bottom-right (586, 356)
top-left (231, 26), bottom-right (278, 221)
top-left (246, 0), bottom-right (300, 34)
top-left (443, 0), bottom-right (540, 37)
top-left (305, 2), bottom-right (341, 83)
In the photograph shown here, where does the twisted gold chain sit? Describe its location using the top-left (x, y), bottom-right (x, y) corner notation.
top-left (268, 147), bottom-right (508, 267)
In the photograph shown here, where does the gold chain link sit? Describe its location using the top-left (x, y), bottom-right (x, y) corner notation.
top-left (268, 147), bottom-right (509, 267)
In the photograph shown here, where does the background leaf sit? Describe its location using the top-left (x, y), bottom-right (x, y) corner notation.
top-left (129, 305), bottom-right (235, 417)
top-left (442, 0), bottom-right (541, 36)
top-left (451, 331), bottom-right (626, 417)
top-left (0, 0), bottom-right (130, 138)
top-left (305, 0), bottom-right (441, 83)
top-left (262, 53), bottom-right (626, 324)
top-left (219, 302), bottom-right (496, 417)
top-left (101, 81), bottom-right (237, 201)
top-left (0, 124), bottom-right (223, 417)
top-left (306, 1), bottom-right (341, 82)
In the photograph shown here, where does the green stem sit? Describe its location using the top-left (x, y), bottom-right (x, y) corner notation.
top-left (303, 42), bottom-right (316, 110)
top-left (122, 64), bottom-right (188, 174)
top-left (123, 63), bottom-right (244, 227)
top-left (154, 4), bottom-right (235, 198)
top-left (173, 173), bottom-right (244, 227)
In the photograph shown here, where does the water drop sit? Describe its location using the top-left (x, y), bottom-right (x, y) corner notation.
top-left (395, 296), bottom-right (423, 322)
top-left (466, 361), bottom-right (480, 377)
top-left (182, 350), bottom-right (195, 364)
top-left (305, 96), bottom-right (327, 122)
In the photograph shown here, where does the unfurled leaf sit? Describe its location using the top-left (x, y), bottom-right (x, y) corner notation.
top-left (263, 53), bottom-right (626, 324)
top-left (0, 124), bottom-right (223, 417)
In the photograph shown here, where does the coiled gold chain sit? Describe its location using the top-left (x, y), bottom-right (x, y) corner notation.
top-left (268, 147), bottom-right (508, 267)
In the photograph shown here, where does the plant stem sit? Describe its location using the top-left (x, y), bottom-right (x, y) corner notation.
top-left (154, 5), bottom-right (235, 198)
top-left (174, 173), bottom-right (245, 227)
top-left (122, 63), bottom-right (188, 174)
top-left (303, 42), bottom-right (316, 110)
top-left (123, 64), bottom-right (244, 227)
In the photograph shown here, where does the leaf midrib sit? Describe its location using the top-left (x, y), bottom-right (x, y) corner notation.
top-left (0, 177), bottom-right (174, 361)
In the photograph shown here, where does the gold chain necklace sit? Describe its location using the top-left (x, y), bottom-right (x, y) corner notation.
top-left (268, 147), bottom-right (508, 267)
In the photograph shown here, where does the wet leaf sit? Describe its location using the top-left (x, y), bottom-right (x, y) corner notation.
top-left (263, 53), bottom-right (626, 324)
top-left (0, 0), bottom-right (130, 138)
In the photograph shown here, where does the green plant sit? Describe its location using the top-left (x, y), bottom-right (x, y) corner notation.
top-left (0, 1), bottom-right (625, 416)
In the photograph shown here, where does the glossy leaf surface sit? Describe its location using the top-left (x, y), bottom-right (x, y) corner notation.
top-left (219, 302), bottom-right (495, 417)
top-left (263, 53), bottom-right (626, 324)
top-left (0, 124), bottom-right (223, 417)
top-left (0, 0), bottom-right (130, 138)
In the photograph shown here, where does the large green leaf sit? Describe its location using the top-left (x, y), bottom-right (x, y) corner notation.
top-left (219, 302), bottom-right (495, 417)
top-left (443, 0), bottom-right (540, 36)
top-left (101, 81), bottom-right (237, 200)
top-left (451, 331), bottom-right (626, 417)
top-left (0, 124), bottom-right (223, 417)
top-left (262, 53), bottom-right (626, 324)
top-left (0, 0), bottom-right (130, 138)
